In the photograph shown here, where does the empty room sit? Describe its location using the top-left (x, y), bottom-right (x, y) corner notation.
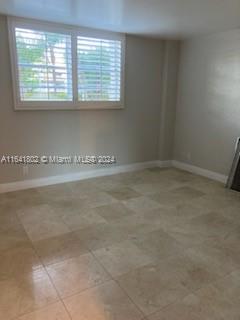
top-left (1, 0), bottom-right (240, 319)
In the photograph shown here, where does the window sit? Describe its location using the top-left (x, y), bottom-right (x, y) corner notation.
top-left (15, 28), bottom-right (72, 102)
top-left (78, 37), bottom-right (121, 102)
top-left (8, 18), bottom-right (125, 110)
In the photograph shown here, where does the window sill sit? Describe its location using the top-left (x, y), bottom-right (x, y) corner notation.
top-left (13, 104), bottom-right (125, 111)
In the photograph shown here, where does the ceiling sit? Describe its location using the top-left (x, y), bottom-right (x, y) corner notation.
top-left (0, 0), bottom-right (240, 39)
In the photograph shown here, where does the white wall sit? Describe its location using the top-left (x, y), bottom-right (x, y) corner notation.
top-left (0, 15), bottom-right (180, 184)
top-left (174, 29), bottom-right (240, 176)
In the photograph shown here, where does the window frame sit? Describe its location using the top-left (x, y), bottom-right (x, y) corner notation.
top-left (8, 17), bottom-right (126, 111)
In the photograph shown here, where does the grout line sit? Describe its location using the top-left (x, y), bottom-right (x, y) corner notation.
top-left (60, 298), bottom-right (74, 320)
top-left (23, 232), bottom-right (73, 319)
top-left (13, 204), bottom-right (74, 319)
top-left (90, 249), bottom-right (146, 319)
top-left (43, 252), bottom-right (113, 297)
top-left (12, 228), bottom-right (74, 320)
top-left (114, 276), bottom-right (148, 319)
top-left (146, 261), bottom-right (240, 319)
top-left (41, 260), bottom-right (73, 320)
top-left (41, 248), bottom-right (114, 306)
top-left (31, 237), bottom-right (91, 269)
top-left (59, 277), bottom-right (114, 300)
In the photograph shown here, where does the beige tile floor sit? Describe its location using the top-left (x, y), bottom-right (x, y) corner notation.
top-left (1, 167), bottom-right (240, 319)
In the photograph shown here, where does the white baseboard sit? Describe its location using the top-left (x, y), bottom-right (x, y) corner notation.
top-left (172, 160), bottom-right (228, 184)
top-left (0, 159), bottom-right (228, 193)
top-left (155, 160), bottom-right (173, 168)
top-left (0, 160), bottom-right (171, 194)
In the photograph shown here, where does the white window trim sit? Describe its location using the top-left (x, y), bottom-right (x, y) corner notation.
top-left (8, 16), bottom-right (126, 111)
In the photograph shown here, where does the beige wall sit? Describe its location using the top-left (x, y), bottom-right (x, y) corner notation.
top-left (0, 15), bottom-right (180, 184)
top-left (174, 29), bottom-right (240, 176)
top-left (159, 41), bottom-right (180, 161)
top-left (4, 15), bottom-right (239, 182)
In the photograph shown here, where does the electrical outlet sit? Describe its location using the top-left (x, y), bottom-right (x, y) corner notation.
top-left (23, 165), bottom-right (29, 176)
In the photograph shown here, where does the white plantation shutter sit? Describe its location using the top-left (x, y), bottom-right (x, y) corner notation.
top-left (15, 28), bottom-right (72, 101)
top-left (77, 37), bottom-right (122, 102)
top-left (9, 17), bottom-right (125, 110)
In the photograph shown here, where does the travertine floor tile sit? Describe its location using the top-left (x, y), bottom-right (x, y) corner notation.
top-left (108, 211), bottom-right (165, 238)
top-left (164, 211), bottom-right (236, 248)
top-left (94, 202), bottom-right (136, 222)
top-left (123, 207), bottom-right (186, 234)
top-left (70, 180), bottom-right (101, 198)
top-left (218, 205), bottom-right (240, 225)
top-left (213, 270), bottom-right (240, 305)
top-left (117, 263), bottom-right (189, 315)
top-left (0, 211), bottom-right (22, 232)
top-left (33, 232), bottom-right (89, 266)
top-left (187, 178), bottom-right (226, 195)
top-left (149, 187), bottom-right (204, 208)
top-left (17, 204), bottom-right (70, 241)
top-left (190, 194), bottom-right (233, 211)
top-left (0, 225), bottom-right (30, 252)
top-left (0, 188), bottom-right (39, 202)
top-left (195, 270), bottom-right (240, 319)
top-left (46, 253), bottom-right (110, 298)
top-left (51, 197), bottom-right (92, 214)
top-left (185, 241), bottom-right (239, 277)
top-left (112, 171), bottom-right (147, 185)
top-left (17, 302), bottom-right (71, 320)
top-left (158, 202), bottom-right (210, 224)
top-left (56, 207), bottom-right (107, 231)
top-left (80, 191), bottom-right (117, 208)
top-left (136, 169), bottom-right (183, 185)
top-left (93, 240), bottom-right (153, 277)
top-left (107, 187), bottom-right (141, 200)
top-left (147, 293), bottom-right (222, 320)
top-left (0, 269), bottom-right (59, 320)
top-left (156, 254), bottom-right (221, 292)
top-left (171, 186), bottom-right (205, 200)
top-left (92, 176), bottom-right (126, 192)
top-left (215, 226), bottom-right (240, 260)
top-left (132, 229), bottom-right (183, 262)
top-left (187, 211), bottom-right (235, 237)
top-left (0, 245), bottom-right (42, 280)
top-left (123, 196), bottom-right (161, 213)
top-left (162, 223), bottom-right (208, 248)
top-left (74, 222), bottom-right (132, 251)
top-left (64, 280), bottom-right (144, 320)
top-left (36, 183), bottom-right (74, 201)
top-left (170, 170), bottom-right (197, 184)
top-left (131, 180), bottom-right (184, 195)
top-left (3, 189), bottom-right (44, 208)
top-left (1, 168), bottom-right (240, 319)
